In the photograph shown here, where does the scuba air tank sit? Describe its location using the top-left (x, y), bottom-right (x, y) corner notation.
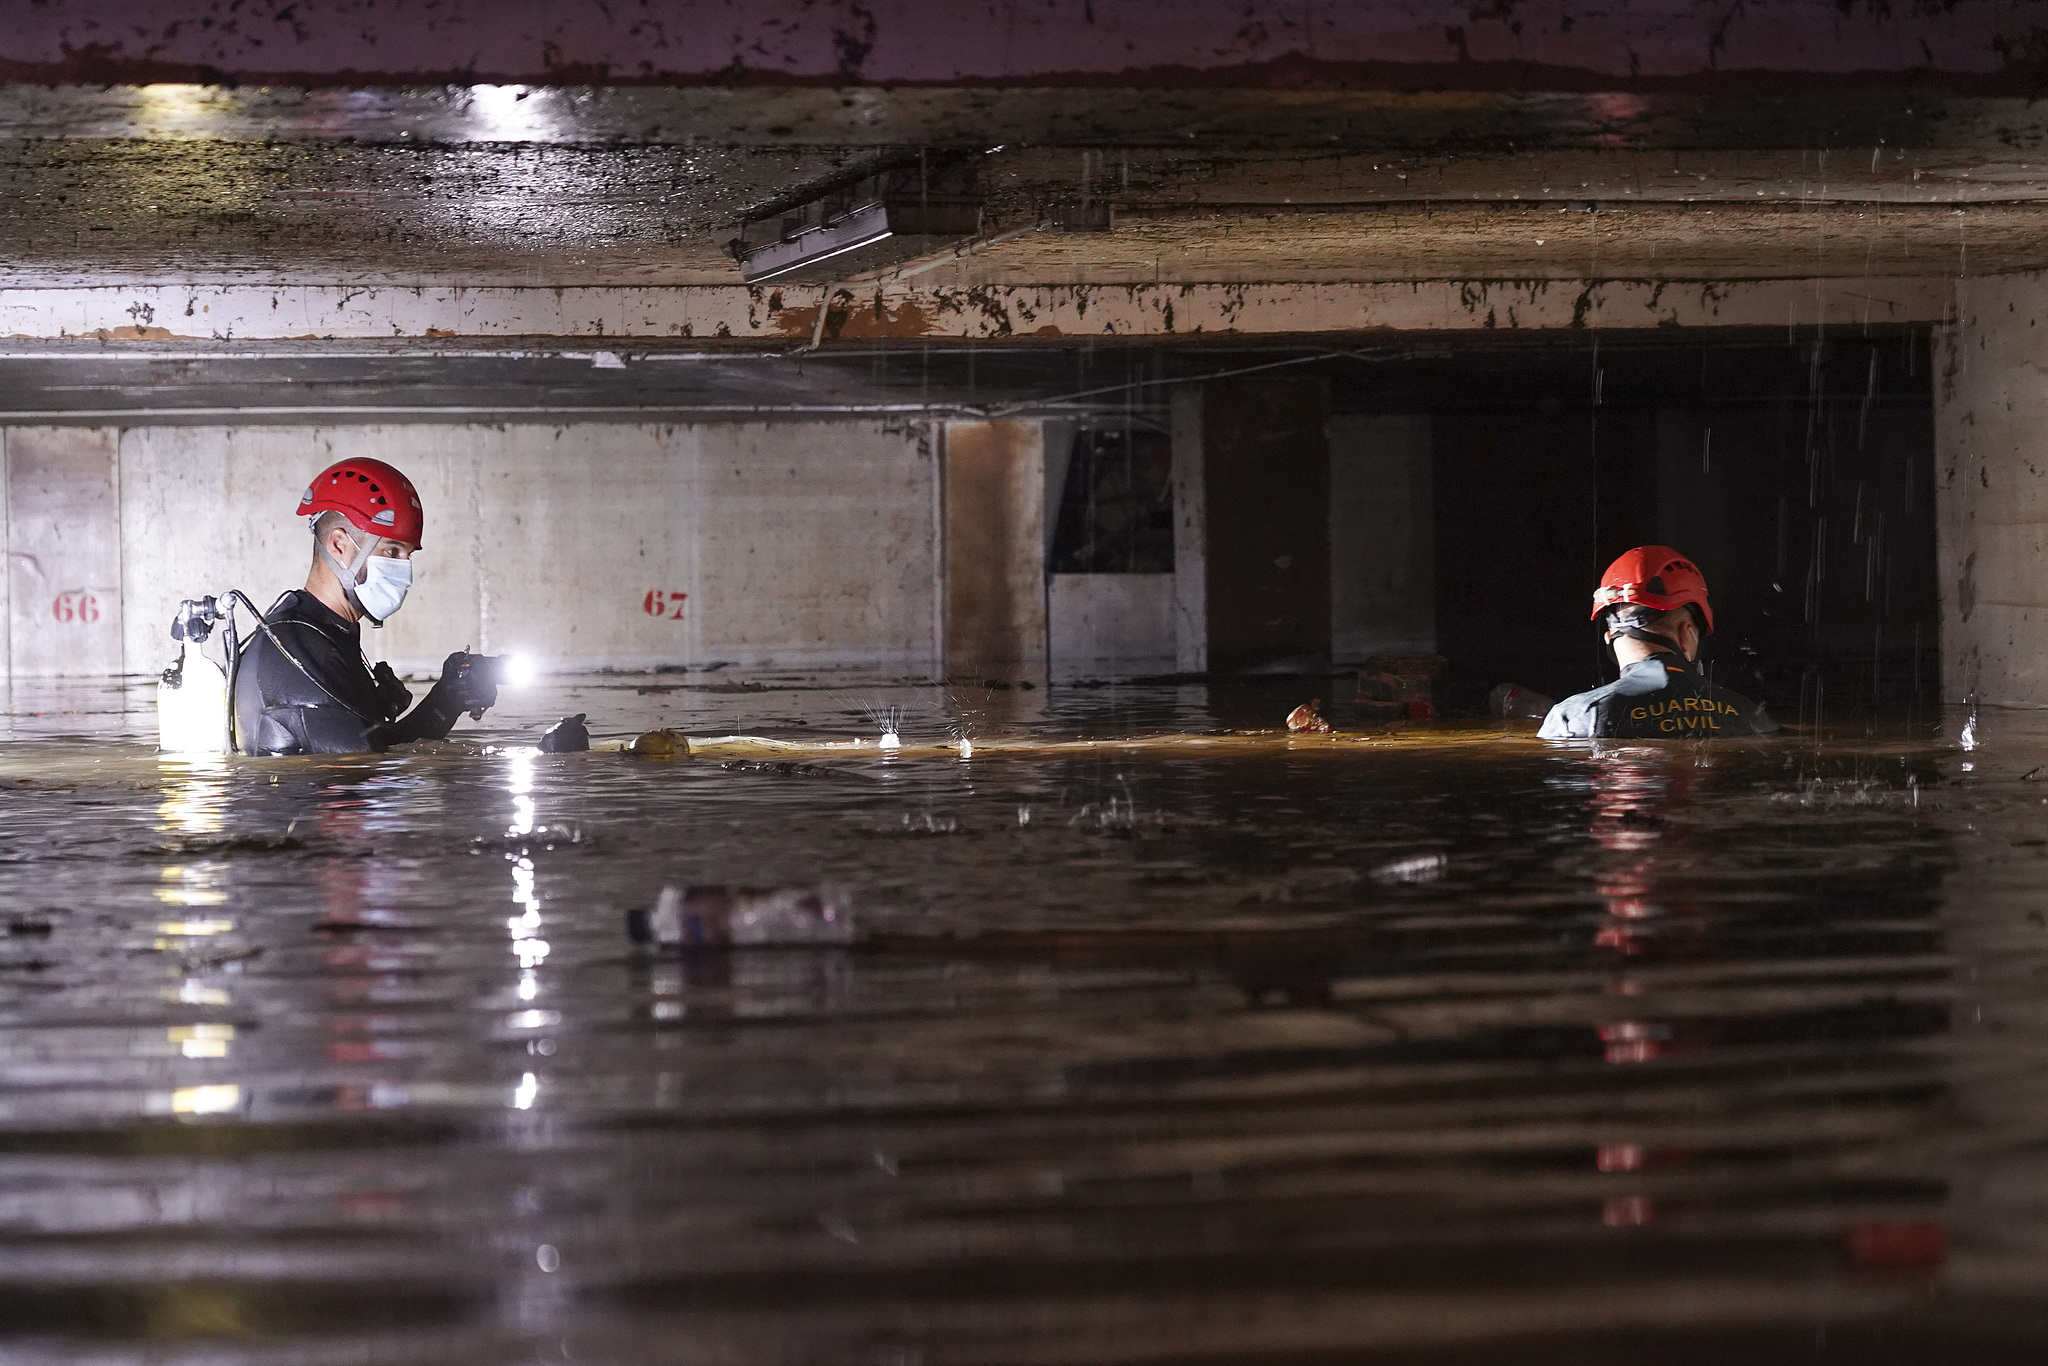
top-left (157, 594), bottom-right (266, 756)
top-left (157, 644), bottom-right (231, 755)
top-left (157, 591), bottom-right (341, 755)
top-left (158, 596), bottom-right (238, 755)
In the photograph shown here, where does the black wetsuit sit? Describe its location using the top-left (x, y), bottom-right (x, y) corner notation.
top-left (233, 591), bottom-right (469, 755)
top-left (1538, 653), bottom-right (1778, 740)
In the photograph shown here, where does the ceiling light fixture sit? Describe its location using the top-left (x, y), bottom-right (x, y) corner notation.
top-left (726, 152), bottom-right (983, 284)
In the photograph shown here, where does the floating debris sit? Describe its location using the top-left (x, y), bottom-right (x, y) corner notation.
top-left (1488, 682), bottom-right (1556, 720)
top-left (539, 714), bottom-right (591, 753)
top-left (898, 813), bottom-right (960, 835)
top-left (719, 760), bottom-right (869, 781)
top-left (471, 824), bottom-right (596, 854)
top-left (1371, 852), bottom-right (1448, 884)
top-left (147, 833), bottom-right (305, 857)
top-left (626, 884), bottom-right (855, 948)
top-left (1285, 699), bottom-right (1332, 733)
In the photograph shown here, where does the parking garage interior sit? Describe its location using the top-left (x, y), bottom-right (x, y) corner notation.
top-left (7, 3), bottom-right (2048, 1362)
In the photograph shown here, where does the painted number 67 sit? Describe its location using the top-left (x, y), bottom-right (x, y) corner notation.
top-left (642, 590), bottom-right (687, 620)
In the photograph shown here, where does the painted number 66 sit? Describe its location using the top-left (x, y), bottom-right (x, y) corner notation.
top-left (51, 591), bottom-right (101, 624)
top-left (642, 590), bottom-right (687, 620)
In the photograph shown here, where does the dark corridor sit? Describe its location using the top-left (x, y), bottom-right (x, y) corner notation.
top-left (1342, 330), bottom-right (1937, 715)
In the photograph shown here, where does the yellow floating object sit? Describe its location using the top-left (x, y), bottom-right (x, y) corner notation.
top-left (627, 729), bottom-right (690, 759)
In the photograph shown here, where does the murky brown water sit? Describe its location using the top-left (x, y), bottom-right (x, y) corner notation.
top-left (3, 675), bottom-right (2046, 1363)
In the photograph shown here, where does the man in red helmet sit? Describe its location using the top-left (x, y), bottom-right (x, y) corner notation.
top-left (233, 459), bottom-right (501, 754)
top-left (1538, 546), bottom-right (1777, 740)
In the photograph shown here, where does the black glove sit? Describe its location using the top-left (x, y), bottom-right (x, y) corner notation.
top-left (427, 651), bottom-right (501, 720)
top-left (379, 652), bottom-right (502, 744)
top-left (370, 661), bottom-right (412, 721)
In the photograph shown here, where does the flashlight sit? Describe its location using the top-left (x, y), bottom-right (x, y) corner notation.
top-left (461, 654), bottom-right (537, 687)
top-left (452, 653), bottom-right (540, 721)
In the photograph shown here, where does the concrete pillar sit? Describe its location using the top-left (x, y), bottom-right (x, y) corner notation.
top-left (1200, 377), bottom-right (1332, 673)
top-left (942, 420), bottom-right (1046, 673)
top-left (1327, 414), bottom-right (1433, 662)
top-left (1169, 391), bottom-right (1207, 673)
top-left (1937, 277), bottom-right (2048, 706)
top-left (6, 427), bottom-right (117, 679)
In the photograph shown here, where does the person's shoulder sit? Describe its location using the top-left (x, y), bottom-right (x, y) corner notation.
top-left (255, 592), bottom-right (352, 657)
top-left (1538, 682), bottom-right (1622, 738)
top-left (265, 589), bottom-right (322, 623)
top-left (1613, 658), bottom-right (1682, 695)
top-left (266, 591), bottom-right (348, 635)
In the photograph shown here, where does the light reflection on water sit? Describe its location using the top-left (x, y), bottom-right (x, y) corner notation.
top-left (0, 675), bottom-right (2041, 1360)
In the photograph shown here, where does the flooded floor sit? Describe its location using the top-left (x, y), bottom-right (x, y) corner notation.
top-left (3, 673), bottom-right (2047, 1363)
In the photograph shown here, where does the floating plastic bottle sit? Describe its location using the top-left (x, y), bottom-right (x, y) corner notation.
top-left (626, 884), bottom-right (854, 948)
top-left (1284, 699), bottom-right (1331, 733)
top-left (1488, 683), bottom-right (1556, 721)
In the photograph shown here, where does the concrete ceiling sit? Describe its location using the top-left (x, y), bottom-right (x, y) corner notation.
top-left (4, 134), bottom-right (2047, 289)
top-left (3, 2), bottom-right (2047, 341)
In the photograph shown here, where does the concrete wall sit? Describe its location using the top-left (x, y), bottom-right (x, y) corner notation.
top-left (1047, 574), bottom-right (1175, 677)
top-left (3, 420), bottom-right (940, 679)
top-left (1937, 276), bottom-right (2048, 707)
top-left (6, 426), bottom-right (114, 679)
top-left (1328, 414), bottom-right (1434, 663)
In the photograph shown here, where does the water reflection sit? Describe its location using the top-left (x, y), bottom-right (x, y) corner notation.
top-left (157, 756), bottom-right (228, 835)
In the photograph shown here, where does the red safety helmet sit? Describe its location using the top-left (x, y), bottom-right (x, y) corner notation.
top-left (299, 459), bottom-right (424, 547)
top-left (1591, 545), bottom-right (1714, 635)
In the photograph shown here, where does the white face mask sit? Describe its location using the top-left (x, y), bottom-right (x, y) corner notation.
top-left (354, 553), bottom-right (413, 624)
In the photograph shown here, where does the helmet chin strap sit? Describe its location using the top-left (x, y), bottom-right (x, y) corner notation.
top-left (1606, 623), bottom-right (1687, 657)
top-left (1603, 606), bottom-right (1692, 659)
top-left (318, 527), bottom-right (385, 626)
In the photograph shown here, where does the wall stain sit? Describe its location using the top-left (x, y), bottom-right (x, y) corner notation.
top-left (770, 292), bottom-right (939, 340)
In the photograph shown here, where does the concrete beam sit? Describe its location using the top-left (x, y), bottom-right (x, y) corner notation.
top-left (0, 277), bottom-right (1955, 347)
top-left (3, 2), bottom-right (2040, 92)
top-left (9, 85), bottom-right (2048, 154)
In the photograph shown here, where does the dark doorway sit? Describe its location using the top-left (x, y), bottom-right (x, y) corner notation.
top-left (1049, 425), bottom-right (1175, 575)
